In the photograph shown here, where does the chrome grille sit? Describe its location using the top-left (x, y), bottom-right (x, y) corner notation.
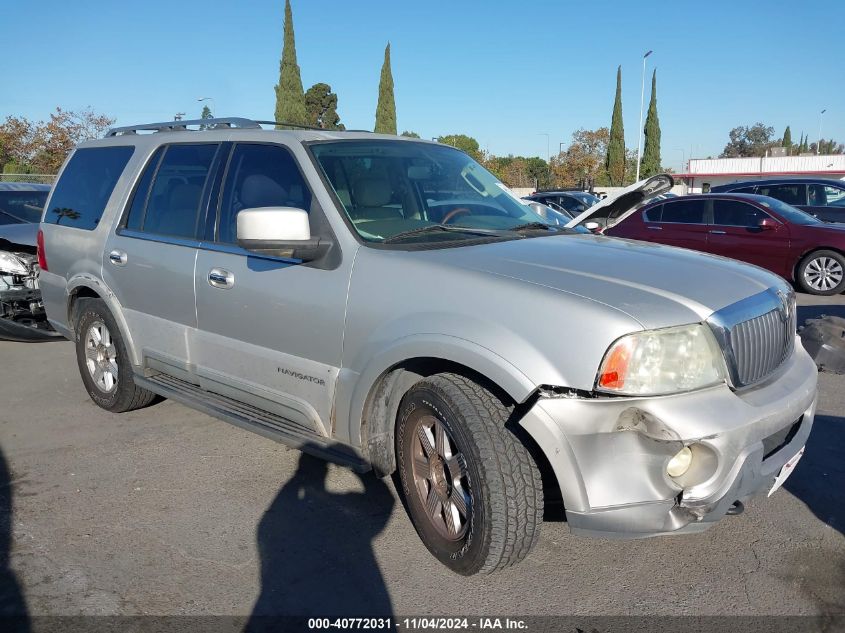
top-left (707, 288), bottom-right (797, 388)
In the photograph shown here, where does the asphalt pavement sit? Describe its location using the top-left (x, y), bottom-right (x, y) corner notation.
top-left (0, 294), bottom-right (843, 623)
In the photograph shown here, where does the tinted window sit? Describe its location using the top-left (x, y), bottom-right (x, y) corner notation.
top-left (659, 199), bottom-right (705, 224)
top-left (0, 190), bottom-right (49, 225)
top-left (141, 144), bottom-right (217, 238)
top-left (713, 200), bottom-right (767, 227)
top-left (757, 183), bottom-right (807, 206)
top-left (124, 147), bottom-right (165, 231)
top-left (217, 144), bottom-right (312, 244)
top-left (643, 203), bottom-right (663, 222)
top-left (45, 147), bottom-right (134, 230)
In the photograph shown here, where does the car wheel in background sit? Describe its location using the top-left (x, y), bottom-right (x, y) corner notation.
top-left (395, 373), bottom-right (543, 575)
top-left (74, 298), bottom-right (158, 412)
top-left (798, 250), bottom-right (845, 296)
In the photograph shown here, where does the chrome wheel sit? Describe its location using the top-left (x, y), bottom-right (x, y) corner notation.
top-left (804, 256), bottom-right (844, 292)
top-left (409, 413), bottom-right (472, 540)
top-left (84, 320), bottom-right (118, 393)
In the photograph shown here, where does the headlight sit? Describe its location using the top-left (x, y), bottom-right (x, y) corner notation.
top-left (0, 252), bottom-right (30, 275)
top-left (596, 324), bottom-right (726, 395)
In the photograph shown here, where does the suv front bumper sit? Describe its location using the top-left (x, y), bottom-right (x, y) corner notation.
top-left (518, 339), bottom-right (818, 538)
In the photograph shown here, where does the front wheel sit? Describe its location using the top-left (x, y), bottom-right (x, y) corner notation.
top-left (395, 373), bottom-right (543, 575)
top-left (74, 298), bottom-right (157, 412)
top-left (798, 250), bottom-right (845, 295)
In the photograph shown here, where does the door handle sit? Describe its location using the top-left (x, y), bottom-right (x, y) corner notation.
top-left (109, 250), bottom-right (128, 266)
top-left (646, 226), bottom-right (662, 230)
top-left (208, 268), bottom-right (234, 289)
top-left (709, 230), bottom-right (726, 235)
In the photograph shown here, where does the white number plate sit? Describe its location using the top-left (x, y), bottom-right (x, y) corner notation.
top-left (768, 446), bottom-right (805, 497)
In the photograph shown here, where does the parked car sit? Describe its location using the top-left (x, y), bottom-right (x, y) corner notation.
top-left (711, 177), bottom-right (845, 223)
top-left (524, 190), bottom-right (601, 216)
top-left (598, 193), bottom-right (845, 295)
top-left (39, 120), bottom-right (817, 575)
top-left (0, 182), bottom-right (61, 341)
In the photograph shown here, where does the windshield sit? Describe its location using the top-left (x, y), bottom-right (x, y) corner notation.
top-left (569, 192), bottom-right (601, 207)
top-left (310, 141), bottom-right (548, 244)
top-left (757, 196), bottom-right (822, 225)
top-left (0, 190), bottom-right (48, 225)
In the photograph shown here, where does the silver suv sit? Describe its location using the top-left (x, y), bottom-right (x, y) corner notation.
top-left (38, 118), bottom-right (818, 575)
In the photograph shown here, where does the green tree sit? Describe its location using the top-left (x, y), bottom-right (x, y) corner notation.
top-left (782, 125), bottom-right (792, 150)
top-left (274, 0), bottom-right (307, 128)
top-left (199, 105), bottom-right (212, 131)
top-left (400, 130), bottom-right (420, 138)
top-left (605, 66), bottom-right (626, 186)
top-left (640, 69), bottom-right (661, 179)
top-left (304, 83), bottom-right (344, 130)
top-left (374, 43), bottom-right (397, 134)
top-left (437, 134), bottom-right (481, 161)
top-left (720, 123), bottom-right (776, 158)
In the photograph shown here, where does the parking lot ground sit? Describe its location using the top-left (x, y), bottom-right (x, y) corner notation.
top-left (0, 294), bottom-right (843, 622)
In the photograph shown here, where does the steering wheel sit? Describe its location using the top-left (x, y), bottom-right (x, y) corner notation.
top-left (441, 207), bottom-right (472, 224)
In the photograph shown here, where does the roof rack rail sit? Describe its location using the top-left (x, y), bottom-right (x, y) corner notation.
top-left (254, 120), bottom-right (372, 133)
top-left (105, 117), bottom-right (262, 137)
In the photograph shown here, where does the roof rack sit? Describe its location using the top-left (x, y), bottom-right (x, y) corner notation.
top-left (106, 117), bottom-right (372, 137)
top-left (106, 117), bottom-right (262, 136)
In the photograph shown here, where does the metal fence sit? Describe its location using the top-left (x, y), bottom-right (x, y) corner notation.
top-left (0, 173), bottom-right (56, 185)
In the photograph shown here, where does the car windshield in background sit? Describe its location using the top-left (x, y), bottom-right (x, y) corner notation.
top-left (310, 141), bottom-right (550, 245)
top-left (569, 192), bottom-right (601, 207)
top-left (756, 196), bottom-right (822, 225)
top-left (0, 190), bottom-right (49, 225)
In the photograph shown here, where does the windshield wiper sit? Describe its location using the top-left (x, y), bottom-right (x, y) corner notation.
top-left (508, 222), bottom-right (570, 233)
top-left (383, 224), bottom-right (505, 244)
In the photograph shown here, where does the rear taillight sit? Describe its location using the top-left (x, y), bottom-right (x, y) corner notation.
top-left (37, 229), bottom-right (48, 271)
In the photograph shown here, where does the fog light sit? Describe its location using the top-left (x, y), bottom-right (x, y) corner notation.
top-left (667, 446), bottom-right (693, 478)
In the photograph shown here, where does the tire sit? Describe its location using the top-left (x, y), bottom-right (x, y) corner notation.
top-left (797, 250), bottom-right (845, 296)
top-left (395, 373), bottom-right (543, 575)
top-left (74, 298), bottom-right (157, 412)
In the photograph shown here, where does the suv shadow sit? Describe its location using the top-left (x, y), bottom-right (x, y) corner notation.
top-left (0, 445), bottom-right (29, 632)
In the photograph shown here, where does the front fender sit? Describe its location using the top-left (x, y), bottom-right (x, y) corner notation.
top-left (335, 333), bottom-right (537, 450)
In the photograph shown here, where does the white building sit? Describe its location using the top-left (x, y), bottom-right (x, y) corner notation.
top-left (675, 154), bottom-right (845, 193)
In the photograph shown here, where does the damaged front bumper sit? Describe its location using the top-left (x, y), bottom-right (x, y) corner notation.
top-left (1, 249), bottom-right (63, 342)
top-left (519, 339), bottom-right (818, 538)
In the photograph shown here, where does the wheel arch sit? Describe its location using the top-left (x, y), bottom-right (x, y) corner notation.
top-left (66, 276), bottom-right (141, 367)
top-left (793, 246), bottom-right (845, 284)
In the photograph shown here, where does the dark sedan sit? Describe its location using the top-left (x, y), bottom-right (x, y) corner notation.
top-left (711, 177), bottom-right (845, 223)
top-left (603, 193), bottom-right (845, 295)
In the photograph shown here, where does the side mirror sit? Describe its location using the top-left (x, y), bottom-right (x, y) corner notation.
top-left (237, 207), bottom-right (329, 261)
top-left (584, 221), bottom-right (601, 233)
top-left (758, 217), bottom-right (778, 230)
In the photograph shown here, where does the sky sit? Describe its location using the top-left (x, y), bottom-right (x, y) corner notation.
top-left (2, 0), bottom-right (842, 171)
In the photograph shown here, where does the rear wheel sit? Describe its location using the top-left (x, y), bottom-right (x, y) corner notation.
top-left (798, 250), bottom-right (845, 295)
top-left (395, 373), bottom-right (542, 575)
top-left (74, 298), bottom-right (157, 412)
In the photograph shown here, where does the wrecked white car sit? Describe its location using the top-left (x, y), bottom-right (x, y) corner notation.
top-left (0, 183), bottom-right (60, 342)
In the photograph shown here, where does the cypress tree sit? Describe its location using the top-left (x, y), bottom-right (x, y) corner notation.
top-left (374, 43), bottom-right (397, 134)
top-left (640, 69), bottom-right (661, 178)
top-left (274, 0), bottom-right (307, 128)
top-left (605, 66), bottom-right (626, 186)
top-left (782, 126), bottom-right (792, 148)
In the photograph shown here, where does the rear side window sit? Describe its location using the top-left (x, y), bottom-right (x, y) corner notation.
top-left (757, 183), bottom-right (807, 206)
top-left (643, 203), bottom-right (663, 222)
top-left (659, 199), bottom-right (706, 224)
top-left (216, 143), bottom-right (312, 244)
top-left (124, 147), bottom-right (165, 231)
top-left (45, 146), bottom-right (134, 230)
top-left (713, 200), bottom-right (768, 227)
top-left (129, 144), bottom-right (218, 239)
top-left (0, 190), bottom-right (48, 225)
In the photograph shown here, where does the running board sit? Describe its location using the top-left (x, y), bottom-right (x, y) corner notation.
top-left (135, 373), bottom-right (370, 472)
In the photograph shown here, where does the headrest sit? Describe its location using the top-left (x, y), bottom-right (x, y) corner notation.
top-left (241, 174), bottom-right (288, 209)
top-left (355, 177), bottom-right (392, 208)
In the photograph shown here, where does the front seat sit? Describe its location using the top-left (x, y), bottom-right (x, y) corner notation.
top-left (351, 177), bottom-right (402, 221)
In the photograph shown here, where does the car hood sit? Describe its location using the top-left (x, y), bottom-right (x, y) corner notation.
top-left (0, 222), bottom-right (37, 249)
top-left (415, 234), bottom-right (784, 330)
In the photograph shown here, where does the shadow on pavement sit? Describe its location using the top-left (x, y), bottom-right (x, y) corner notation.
top-left (784, 414), bottom-right (845, 537)
top-left (245, 450), bottom-right (395, 630)
top-left (0, 445), bottom-right (29, 632)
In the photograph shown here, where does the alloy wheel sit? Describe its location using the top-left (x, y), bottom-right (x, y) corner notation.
top-left (804, 256), bottom-right (844, 292)
top-left (84, 320), bottom-right (118, 393)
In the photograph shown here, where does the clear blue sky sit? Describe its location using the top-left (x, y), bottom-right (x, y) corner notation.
top-left (3, 0), bottom-right (841, 171)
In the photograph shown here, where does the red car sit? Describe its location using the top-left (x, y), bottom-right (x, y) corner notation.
top-left (602, 193), bottom-right (845, 296)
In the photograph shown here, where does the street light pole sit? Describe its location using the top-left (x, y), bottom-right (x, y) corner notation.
top-left (538, 133), bottom-right (550, 187)
top-left (818, 109), bottom-right (826, 155)
top-left (635, 50), bottom-right (653, 183)
top-left (674, 147), bottom-right (686, 172)
top-left (198, 97), bottom-right (215, 118)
